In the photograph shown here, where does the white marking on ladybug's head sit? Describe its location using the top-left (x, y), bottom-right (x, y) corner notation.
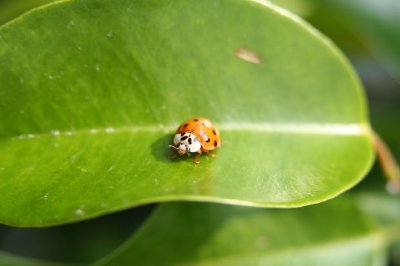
top-left (171, 133), bottom-right (201, 155)
top-left (173, 134), bottom-right (182, 146)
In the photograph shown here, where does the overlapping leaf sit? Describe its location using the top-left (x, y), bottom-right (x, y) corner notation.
top-left (97, 198), bottom-right (387, 266)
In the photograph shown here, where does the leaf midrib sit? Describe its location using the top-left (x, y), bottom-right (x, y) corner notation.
top-left (5, 122), bottom-right (370, 141)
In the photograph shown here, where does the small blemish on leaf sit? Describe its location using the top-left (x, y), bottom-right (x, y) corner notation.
top-left (67, 20), bottom-right (75, 28)
top-left (75, 207), bottom-right (85, 216)
top-left (235, 48), bottom-right (262, 64)
top-left (51, 130), bottom-right (60, 136)
top-left (80, 167), bottom-right (88, 173)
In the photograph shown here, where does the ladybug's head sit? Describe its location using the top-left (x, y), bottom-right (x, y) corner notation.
top-left (169, 132), bottom-right (201, 155)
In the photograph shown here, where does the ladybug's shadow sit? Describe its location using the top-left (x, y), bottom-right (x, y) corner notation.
top-left (151, 134), bottom-right (182, 164)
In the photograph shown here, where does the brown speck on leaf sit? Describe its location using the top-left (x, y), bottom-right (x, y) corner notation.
top-left (235, 48), bottom-right (262, 64)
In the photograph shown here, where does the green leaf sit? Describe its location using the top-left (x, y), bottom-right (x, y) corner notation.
top-left (0, 205), bottom-right (152, 264)
top-left (0, 0), bottom-right (57, 25)
top-left (390, 241), bottom-right (400, 265)
top-left (354, 191), bottom-right (400, 230)
top-left (0, 252), bottom-right (67, 266)
top-left (97, 198), bottom-right (387, 266)
top-left (0, 0), bottom-right (374, 226)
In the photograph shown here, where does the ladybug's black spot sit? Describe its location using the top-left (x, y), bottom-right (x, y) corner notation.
top-left (214, 140), bottom-right (218, 147)
top-left (180, 132), bottom-right (185, 136)
top-left (181, 136), bottom-right (188, 141)
top-left (188, 138), bottom-right (192, 144)
top-left (183, 123), bottom-right (189, 128)
top-left (212, 129), bottom-right (217, 135)
top-left (193, 118), bottom-right (198, 121)
top-left (206, 138), bottom-right (210, 143)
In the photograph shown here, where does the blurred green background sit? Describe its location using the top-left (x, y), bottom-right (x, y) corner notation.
top-left (0, 0), bottom-right (399, 265)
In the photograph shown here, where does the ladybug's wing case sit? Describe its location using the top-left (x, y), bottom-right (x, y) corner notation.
top-left (199, 124), bottom-right (221, 151)
top-left (176, 118), bottom-right (221, 151)
top-left (176, 119), bottom-right (198, 134)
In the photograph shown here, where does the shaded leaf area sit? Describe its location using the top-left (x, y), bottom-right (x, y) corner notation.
top-left (0, 252), bottom-right (68, 266)
top-left (351, 178), bottom-right (400, 265)
top-left (390, 241), bottom-right (400, 265)
top-left (0, 205), bottom-right (153, 265)
top-left (0, 0), bottom-right (57, 25)
top-left (354, 192), bottom-right (400, 236)
top-left (0, 0), bottom-right (373, 226)
top-left (98, 197), bottom-right (387, 266)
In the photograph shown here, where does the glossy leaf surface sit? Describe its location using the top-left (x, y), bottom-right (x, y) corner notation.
top-left (0, 0), bottom-right (373, 226)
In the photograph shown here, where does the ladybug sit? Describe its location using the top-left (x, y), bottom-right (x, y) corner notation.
top-left (169, 118), bottom-right (221, 164)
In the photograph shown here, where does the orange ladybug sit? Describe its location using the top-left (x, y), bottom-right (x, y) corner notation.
top-left (169, 118), bottom-right (221, 164)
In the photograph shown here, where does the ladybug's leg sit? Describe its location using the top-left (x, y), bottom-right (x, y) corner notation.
top-left (206, 151), bottom-right (217, 158)
top-left (202, 148), bottom-right (217, 158)
top-left (193, 150), bottom-right (202, 164)
top-left (168, 145), bottom-right (178, 159)
top-left (169, 150), bottom-right (178, 159)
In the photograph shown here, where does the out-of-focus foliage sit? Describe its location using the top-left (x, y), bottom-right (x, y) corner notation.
top-left (271, 0), bottom-right (400, 82)
top-left (320, 0), bottom-right (400, 82)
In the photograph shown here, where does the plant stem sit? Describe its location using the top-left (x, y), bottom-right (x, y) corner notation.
top-left (372, 131), bottom-right (400, 194)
